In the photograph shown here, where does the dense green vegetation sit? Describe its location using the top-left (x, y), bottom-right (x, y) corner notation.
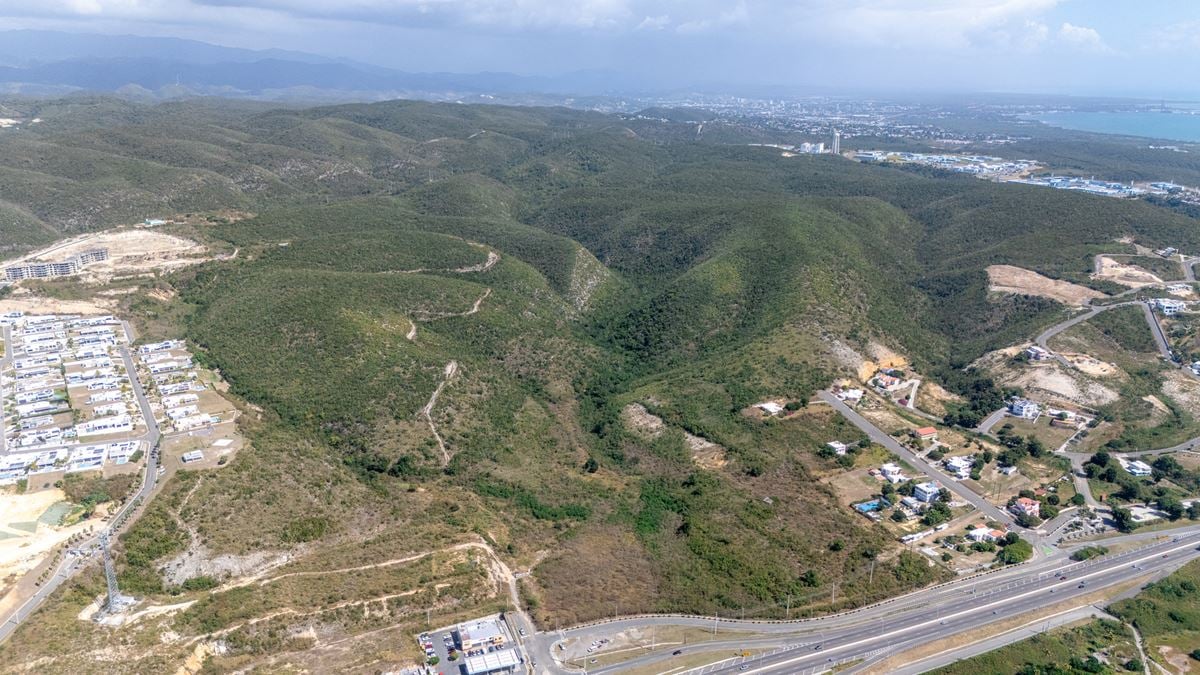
top-left (7, 96), bottom-right (1200, 666)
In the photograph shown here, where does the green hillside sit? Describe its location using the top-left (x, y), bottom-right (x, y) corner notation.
top-left (5, 96), bottom-right (1200, 672)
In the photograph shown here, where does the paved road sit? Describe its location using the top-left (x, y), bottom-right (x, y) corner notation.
top-left (885, 605), bottom-right (1115, 675)
top-left (818, 392), bottom-right (1019, 530)
top-left (0, 324), bottom-right (11, 455)
top-left (1138, 302), bottom-right (1174, 361)
top-left (0, 332), bottom-right (161, 644)
top-left (706, 532), bottom-right (1200, 675)
top-left (974, 408), bottom-right (1009, 436)
top-left (533, 529), bottom-right (1200, 675)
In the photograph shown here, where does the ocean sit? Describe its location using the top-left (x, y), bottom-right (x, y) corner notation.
top-left (1033, 110), bottom-right (1200, 143)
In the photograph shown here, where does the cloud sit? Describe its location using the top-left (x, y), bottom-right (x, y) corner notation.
top-left (1147, 19), bottom-right (1200, 51)
top-left (636, 14), bottom-right (669, 31)
top-left (1057, 21), bottom-right (1108, 51)
top-left (789, 0), bottom-right (1063, 50)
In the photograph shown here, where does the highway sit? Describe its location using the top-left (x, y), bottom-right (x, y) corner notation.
top-left (0, 334), bottom-right (161, 644)
top-left (523, 528), bottom-right (1200, 675)
top-left (817, 391), bottom-right (1019, 530)
top-left (716, 532), bottom-right (1200, 675)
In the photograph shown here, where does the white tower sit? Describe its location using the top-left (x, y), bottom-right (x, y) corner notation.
top-left (832, 129), bottom-right (841, 155)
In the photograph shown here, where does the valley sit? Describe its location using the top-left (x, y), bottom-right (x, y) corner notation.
top-left (0, 97), bottom-right (1200, 674)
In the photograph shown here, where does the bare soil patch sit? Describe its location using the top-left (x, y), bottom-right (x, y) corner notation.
top-left (987, 265), bottom-right (1106, 306)
top-left (1092, 255), bottom-right (1163, 288)
top-left (621, 403), bottom-right (728, 469)
top-left (1060, 352), bottom-right (1122, 378)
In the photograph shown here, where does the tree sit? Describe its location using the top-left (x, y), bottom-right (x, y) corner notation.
top-left (891, 509), bottom-right (907, 522)
top-left (583, 457), bottom-right (599, 473)
top-left (1112, 507), bottom-right (1135, 533)
top-left (1004, 531), bottom-right (1019, 545)
top-left (922, 502), bottom-right (952, 527)
top-left (997, 538), bottom-right (1033, 564)
top-left (981, 449), bottom-right (994, 464)
top-left (1158, 495), bottom-right (1184, 521)
top-left (1070, 493), bottom-right (1086, 506)
top-left (829, 540), bottom-right (844, 552)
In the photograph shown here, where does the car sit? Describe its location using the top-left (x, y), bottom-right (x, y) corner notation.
top-left (814, 645), bottom-right (823, 651)
top-left (739, 666), bottom-right (749, 672)
top-left (1163, 554), bottom-right (1169, 558)
top-left (518, 628), bottom-right (526, 637)
top-left (1078, 583), bottom-right (1086, 588)
top-left (672, 650), bottom-right (683, 656)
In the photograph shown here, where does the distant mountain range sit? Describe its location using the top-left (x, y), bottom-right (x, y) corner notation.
top-left (0, 30), bottom-right (635, 103)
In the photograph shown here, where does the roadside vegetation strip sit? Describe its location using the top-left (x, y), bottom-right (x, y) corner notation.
top-left (558, 536), bottom-right (1190, 636)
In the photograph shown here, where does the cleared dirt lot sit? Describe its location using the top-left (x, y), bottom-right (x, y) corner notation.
top-left (0, 489), bottom-right (105, 616)
top-left (3, 229), bottom-right (212, 284)
top-left (986, 265), bottom-right (1106, 306)
top-left (1092, 255), bottom-right (1162, 287)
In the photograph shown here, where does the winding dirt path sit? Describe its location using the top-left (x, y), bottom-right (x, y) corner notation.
top-left (413, 287), bottom-right (492, 321)
top-left (422, 361), bottom-right (459, 465)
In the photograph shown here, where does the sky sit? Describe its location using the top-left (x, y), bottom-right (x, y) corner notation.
top-left (0, 0), bottom-right (1198, 97)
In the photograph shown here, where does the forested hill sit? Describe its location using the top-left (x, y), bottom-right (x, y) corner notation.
top-left (3, 97), bottom-right (1200, 668)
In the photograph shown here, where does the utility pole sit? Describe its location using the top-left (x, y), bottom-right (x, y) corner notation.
top-left (713, 611), bottom-right (718, 636)
top-left (831, 582), bottom-right (838, 606)
top-left (786, 595), bottom-right (791, 620)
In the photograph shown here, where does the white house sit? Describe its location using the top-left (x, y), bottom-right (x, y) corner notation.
top-left (913, 481), bottom-right (941, 503)
top-left (826, 441), bottom-right (849, 456)
top-left (944, 456), bottom-right (974, 479)
top-left (880, 463), bottom-right (907, 483)
top-left (1008, 398), bottom-right (1040, 420)
top-left (1153, 298), bottom-right (1187, 316)
top-left (1024, 345), bottom-right (1051, 361)
top-left (836, 388), bottom-right (864, 403)
top-left (754, 401), bottom-right (785, 416)
top-left (1122, 459), bottom-right (1153, 477)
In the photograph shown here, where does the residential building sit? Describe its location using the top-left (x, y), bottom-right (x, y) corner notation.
top-left (880, 463), bottom-right (906, 483)
top-left (826, 441), bottom-right (849, 455)
top-left (837, 388), bottom-right (864, 403)
top-left (1024, 345), bottom-right (1051, 361)
top-left (1152, 298), bottom-right (1187, 315)
top-left (967, 526), bottom-right (996, 542)
top-left (754, 401), bottom-right (785, 416)
top-left (1123, 459), bottom-right (1153, 477)
top-left (913, 426), bottom-right (938, 441)
top-left (944, 456), bottom-right (973, 478)
top-left (1011, 497), bottom-right (1041, 518)
top-left (1008, 398), bottom-right (1040, 420)
top-left (913, 481), bottom-right (941, 503)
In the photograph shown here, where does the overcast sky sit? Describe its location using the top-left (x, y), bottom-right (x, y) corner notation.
top-left (0, 1), bottom-right (1198, 97)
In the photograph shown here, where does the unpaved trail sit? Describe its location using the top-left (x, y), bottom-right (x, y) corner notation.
top-left (255, 551), bottom-right (433, 587)
top-left (184, 539), bottom-right (517, 645)
top-left (405, 318), bottom-right (417, 341)
top-left (422, 361), bottom-right (459, 465)
top-left (385, 244), bottom-right (499, 275)
top-left (415, 287), bottom-right (492, 321)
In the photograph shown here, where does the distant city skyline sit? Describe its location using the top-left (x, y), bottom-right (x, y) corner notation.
top-left (0, 1), bottom-right (1198, 98)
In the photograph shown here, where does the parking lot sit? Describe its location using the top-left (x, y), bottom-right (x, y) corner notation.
top-left (417, 614), bottom-right (523, 675)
